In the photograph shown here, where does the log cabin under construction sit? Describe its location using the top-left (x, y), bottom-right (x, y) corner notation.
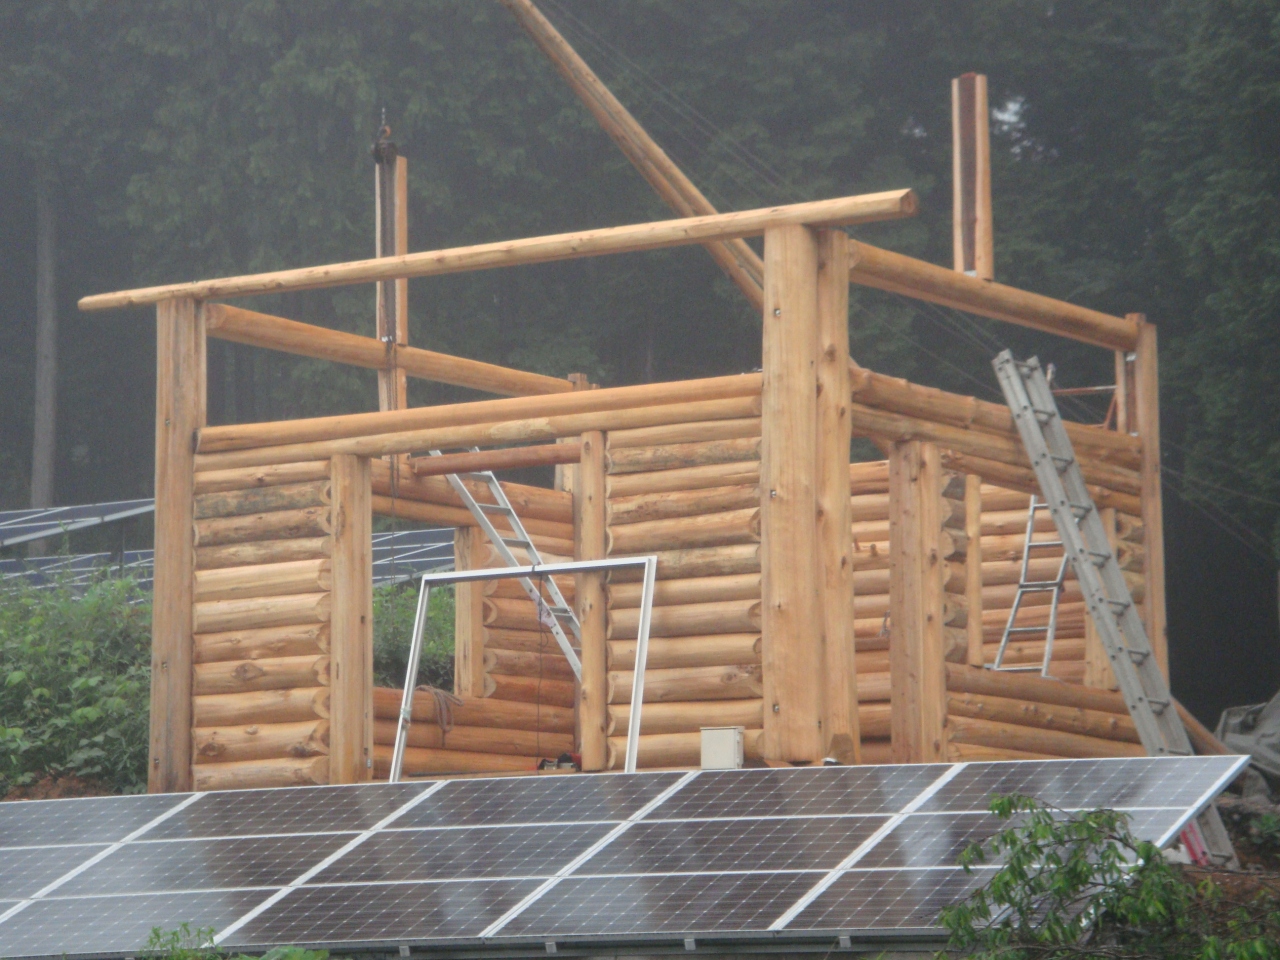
top-left (77, 32), bottom-right (1228, 793)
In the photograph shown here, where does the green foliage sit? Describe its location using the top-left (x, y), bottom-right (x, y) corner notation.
top-left (942, 794), bottom-right (1280, 960)
top-left (372, 581), bottom-right (455, 691)
top-left (0, 575), bottom-right (151, 794)
top-left (143, 924), bottom-right (328, 960)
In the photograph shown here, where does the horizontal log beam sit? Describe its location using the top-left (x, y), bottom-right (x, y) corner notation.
top-left (192, 687), bottom-right (330, 727)
top-left (940, 450), bottom-right (1142, 515)
top-left (410, 443), bottom-right (580, 476)
top-left (948, 714), bottom-right (1145, 758)
top-left (847, 239), bottom-right (1140, 350)
top-left (80, 190), bottom-right (916, 310)
top-left (205, 303), bottom-right (571, 396)
top-left (192, 755), bottom-right (329, 791)
top-left (372, 743), bottom-right (536, 777)
top-left (194, 461), bottom-right (331, 496)
top-left (371, 686), bottom-right (574, 733)
top-left (192, 720), bottom-right (329, 765)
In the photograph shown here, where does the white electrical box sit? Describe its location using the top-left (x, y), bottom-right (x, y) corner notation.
top-left (700, 726), bottom-right (744, 770)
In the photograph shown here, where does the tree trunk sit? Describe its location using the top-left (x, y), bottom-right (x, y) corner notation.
top-left (29, 176), bottom-right (57, 556)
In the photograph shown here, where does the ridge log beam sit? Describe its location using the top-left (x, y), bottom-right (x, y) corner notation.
top-left (151, 296), bottom-right (204, 793)
top-left (760, 224), bottom-right (824, 764)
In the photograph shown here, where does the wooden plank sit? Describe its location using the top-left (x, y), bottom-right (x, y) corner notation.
top-left (453, 527), bottom-right (487, 699)
top-left (816, 229), bottom-right (859, 763)
top-left (760, 224), bottom-right (824, 763)
top-left (889, 441), bottom-right (946, 763)
top-left (81, 191), bottom-right (916, 311)
top-left (965, 474), bottom-right (984, 666)
top-left (329, 454), bottom-right (372, 784)
top-left (151, 297), bottom-right (203, 793)
top-left (206, 303), bottom-right (570, 398)
top-left (1133, 317), bottom-right (1168, 679)
top-left (576, 430), bottom-right (608, 771)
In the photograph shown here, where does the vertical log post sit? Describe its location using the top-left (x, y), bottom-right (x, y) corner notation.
top-left (952, 72), bottom-right (994, 280)
top-left (1132, 316), bottom-right (1168, 679)
top-left (150, 296), bottom-right (204, 793)
top-left (889, 440), bottom-right (947, 763)
top-left (453, 526), bottom-right (487, 697)
top-left (761, 224), bottom-right (824, 764)
top-left (964, 473), bottom-right (985, 666)
top-left (815, 229), bottom-right (859, 763)
top-left (330, 454), bottom-right (373, 783)
top-left (375, 145), bottom-right (409, 413)
top-left (575, 430), bottom-right (608, 770)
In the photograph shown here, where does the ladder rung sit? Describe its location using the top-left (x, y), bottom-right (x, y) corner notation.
top-left (460, 472), bottom-right (491, 482)
top-left (1068, 502), bottom-right (1094, 517)
top-left (476, 502), bottom-right (515, 515)
top-left (1106, 598), bottom-right (1132, 612)
top-left (1018, 581), bottom-right (1064, 590)
top-left (1027, 540), bottom-right (1064, 549)
top-left (1087, 550), bottom-right (1112, 566)
top-left (501, 537), bottom-right (533, 548)
top-left (1006, 626), bottom-right (1049, 634)
top-left (1127, 649), bottom-right (1151, 664)
top-left (547, 606), bottom-right (573, 617)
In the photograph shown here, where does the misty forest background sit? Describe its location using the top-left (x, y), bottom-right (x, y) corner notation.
top-left (1, 0), bottom-right (1278, 726)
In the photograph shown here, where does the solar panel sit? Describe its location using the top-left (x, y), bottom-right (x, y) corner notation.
top-left (0, 756), bottom-right (1246, 959)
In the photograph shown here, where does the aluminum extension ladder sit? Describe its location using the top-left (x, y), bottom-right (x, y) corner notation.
top-left (991, 495), bottom-right (1070, 677)
top-left (993, 351), bottom-right (1238, 867)
top-left (428, 450), bottom-right (582, 681)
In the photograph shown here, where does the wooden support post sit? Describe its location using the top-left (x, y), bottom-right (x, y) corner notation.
top-left (964, 473), bottom-right (984, 666)
top-left (815, 229), bottom-right (859, 763)
top-left (1084, 507), bottom-right (1120, 689)
top-left (952, 72), bottom-right (994, 280)
top-left (575, 430), bottom-right (608, 770)
top-left (329, 454), bottom-right (373, 783)
top-left (760, 224), bottom-right (824, 764)
top-left (151, 297), bottom-right (204, 793)
top-left (376, 146), bottom-right (409, 413)
top-left (453, 527), bottom-right (487, 697)
top-left (889, 440), bottom-right (947, 763)
top-left (1132, 316), bottom-right (1168, 679)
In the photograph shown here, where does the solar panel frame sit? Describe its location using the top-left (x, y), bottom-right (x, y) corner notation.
top-left (0, 756), bottom-right (1249, 960)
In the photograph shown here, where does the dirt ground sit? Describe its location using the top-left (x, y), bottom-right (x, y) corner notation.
top-left (3, 774), bottom-right (118, 801)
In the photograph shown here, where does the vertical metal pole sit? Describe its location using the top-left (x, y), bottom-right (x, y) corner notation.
top-left (389, 580), bottom-right (431, 783)
top-left (624, 556), bottom-right (658, 773)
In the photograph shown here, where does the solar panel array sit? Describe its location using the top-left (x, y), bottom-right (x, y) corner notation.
top-left (0, 756), bottom-right (1246, 959)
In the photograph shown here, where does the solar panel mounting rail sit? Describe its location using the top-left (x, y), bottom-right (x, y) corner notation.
top-left (992, 350), bottom-right (1238, 867)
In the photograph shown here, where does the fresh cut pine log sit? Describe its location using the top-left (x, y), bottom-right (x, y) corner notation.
top-left (197, 393), bottom-right (763, 471)
top-left (194, 559), bottom-right (332, 603)
top-left (948, 742), bottom-right (1057, 762)
top-left (372, 744), bottom-right (536, 778)
top-left (607, 573), bottom-right (760, 609)
top-left (945, 662), bottom-right (1129, 713)
top-left (410, 443), bottom-right (580, 477)
top-left (981, 638), bottom-right (1085, 666)
top-left (487, 577), bottom-right (575, 601)
top-left (192, 720), bottom-right (329, 764)
top-left (192, 756), bottom-right (330, 791)
top-left (947, 691), bottom-right (1139, 743)
top-left (607, 699), bottom-right (764, 736)
top-left (606, 460), bottom-right (761, 498)
top-left (948, 715), bottom-right (1145, 758)
top-left (193, 592), bottom-right (330, 635)
top-left (371, 686), bottom-right (575, 734)
top-left (193, 687), bottom-right (330, 727)
top-left (194, 623), bottom-right (329, 664)
top-left (196, 536), bottom-right (332, 571)
top-left (608, 484), bottom-right (758, 525)
top-left (483, 596), bottom-right (553, 631)
top-left (372, 457), bottom-right (572, 523)
top-left (193, 480), bottom-right (331, 521)
top-left (608, 634), bottom-right (761, 671)
top-left (858, 672), bottom-right (890, 702)
top-left (483, 628), bottom-right (569, 655)
top-left (485, 674), bottom-right (578, 709)
top-left (605, 730), bottom-right (764, 770)
top-left (484, 649), bottom-right (577, 683)
top-left (980, 602), bottom-right (1089, 641)
top-left (607, 599), bottom-right (762, 640)
top-left (940, 450), bottom-right (1142, 516)
top-left (849, 460), bottom-right (891, 494)
top-left (194, 461), bottom-right (331, 495)
top-left (370, 494), bottom-right (574, 553)
top-left (604, 544), bottom-right (760, 582)
top-left (859, 702), bottom-right (893, 740)
top-left (607, 437), bottom-right (761, 475)
top-left (194, 507), bottom-right (332, 547)
top-left (609, 417), bottom-right (761, 449)
top-left (607, 508), bottom-right (760, 554)
top-left (860, 740), bottom-right (894, 764)
top-left (371, 719), bottom-right (574, 757)
top-left (606, 663), bottom-right (762, 704)
top-left (193, 655), bottom-right (330, 696)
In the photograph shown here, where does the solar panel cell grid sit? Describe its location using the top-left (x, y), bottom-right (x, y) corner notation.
top-left (0, 793), bottom-right (183, 848)
top-left (788, 867), bottom-right (998, 931)
top-left (0, 846), bottom-right (108, 901)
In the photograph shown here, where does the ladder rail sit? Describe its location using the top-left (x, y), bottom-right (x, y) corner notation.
top-left (433, 452), bottom-right (583, 682)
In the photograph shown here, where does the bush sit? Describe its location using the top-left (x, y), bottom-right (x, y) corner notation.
top-left (0, 575), bottom-right (152, 794)
top-left (372, 582), bottom-right (455, 691)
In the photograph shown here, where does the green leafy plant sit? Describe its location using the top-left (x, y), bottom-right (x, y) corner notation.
top-left (144, 925), bottom-right (328, 960)
top-left (942, 794), bottom-right (1280, 960)
top-left (0, 574), bottom-right (151, 793)
top-left (372, 581), bottom-right (454, 691)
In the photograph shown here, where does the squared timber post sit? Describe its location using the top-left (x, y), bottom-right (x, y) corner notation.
top-left (815, 229), bottom-right (859, 763)
top-left (952, 72), bottom-right (994, 281)
top-left (761, 223), bottom-right (824, 764)
top-left (889, 440), bottom-right (947, 764)
top-left (575, 430), bottom-right (608, 771)
top-left (453, 527), bottom-right (487, 698)
top-left (329, 454), bottom-right (372, 783)
top-left (1132, 316), bottom-right (1168, 679)
top-left (150, 296), bottom-right (204, 793)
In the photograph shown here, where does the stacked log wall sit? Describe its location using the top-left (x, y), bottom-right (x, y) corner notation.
top-left (189, 461), bottom-right (337, 790)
